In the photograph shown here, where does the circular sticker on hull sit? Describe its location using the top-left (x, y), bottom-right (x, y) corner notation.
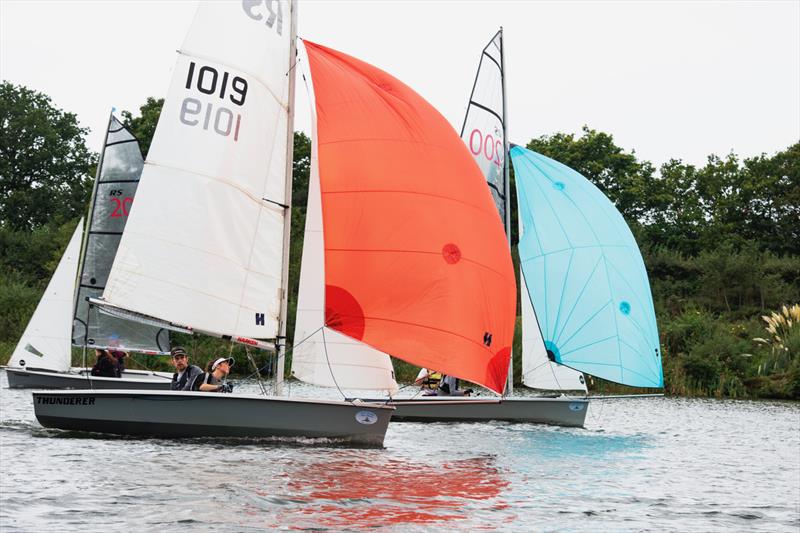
top-left (355, 410), bottom-right (378, 425)
top-left (569, 402), bottom-right (585, 412)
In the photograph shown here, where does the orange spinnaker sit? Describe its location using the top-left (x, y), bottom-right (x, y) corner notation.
top-left (305, 41), bottom-right (516, 394)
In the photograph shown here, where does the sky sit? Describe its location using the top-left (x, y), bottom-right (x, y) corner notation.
top-left (1, 0), bottom-right (798, 167)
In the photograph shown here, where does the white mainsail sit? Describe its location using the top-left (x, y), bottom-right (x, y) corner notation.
top-left (10, 220), bottom-right (83, 371)
top-left (291, 43), bottom-right (398, 394)
top-left (103, 2), bottom-right (292, 340)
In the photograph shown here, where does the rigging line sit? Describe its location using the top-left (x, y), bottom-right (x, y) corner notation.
top-left (321, 327), bottom-right (349, 403)
top-left (244, 326), bottom-right (324, 378)
top-left (244, 344), bottom-right (268, 396)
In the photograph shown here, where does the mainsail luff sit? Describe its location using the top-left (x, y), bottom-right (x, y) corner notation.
top-left (301, 41), bottom-right (516, 394)
top-left (102, 3), bottom-right (293, 341)
top-left (72, 113), bottom-right (169, 353)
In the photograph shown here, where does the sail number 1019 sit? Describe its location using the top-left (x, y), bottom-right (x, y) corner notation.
top-left (179, 61), bottom-right (248, 141)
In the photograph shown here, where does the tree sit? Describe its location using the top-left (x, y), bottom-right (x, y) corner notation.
top-left (0, 82), bottom-right (95, 230)
top-left (121, 97), bottom-right (164, 159)
top-left (526, 126), bottom-right (657, 225)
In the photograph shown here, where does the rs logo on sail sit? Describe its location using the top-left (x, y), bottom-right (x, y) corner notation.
top-left (242, 0), bottom-right (283, 35)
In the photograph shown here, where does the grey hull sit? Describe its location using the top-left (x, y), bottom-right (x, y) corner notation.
top-left (6, 368), bottom-right (172, 390)
top-left (355, 396), bottom-right (588, 427)
top-left (32, 390), bottom-right (393, 447)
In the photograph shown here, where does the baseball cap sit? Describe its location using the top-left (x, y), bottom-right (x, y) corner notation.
top-left (210, 357), bottom-right (234, 371)
top-left (170, 346), bottom-right (188, 358)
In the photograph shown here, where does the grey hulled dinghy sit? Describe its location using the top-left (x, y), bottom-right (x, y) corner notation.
top-left (352, 396), bottom-right (588, 427)
top-left (32, 390), bottom-right (393, 446)
top-left (30, 1), bottom-right (396, 447)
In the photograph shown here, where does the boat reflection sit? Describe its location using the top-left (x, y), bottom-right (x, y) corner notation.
top-left (254, 454), bottom-right (511, 529)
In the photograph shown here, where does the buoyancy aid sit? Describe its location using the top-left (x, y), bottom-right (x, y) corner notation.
top-left (421, 371), bottom-right (443, 390)
top-left (172, 365), bottom-right (202, 391)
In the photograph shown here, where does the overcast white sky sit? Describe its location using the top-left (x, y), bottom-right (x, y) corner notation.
top-left (1, 0), bottom-right (798, 167)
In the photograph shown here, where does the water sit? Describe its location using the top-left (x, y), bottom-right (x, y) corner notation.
top-left (1, 370), bottom-right (798, 532)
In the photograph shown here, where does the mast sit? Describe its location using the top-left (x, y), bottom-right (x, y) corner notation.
top-left (500, 28), bottom-right (513, 394)
top-left (275, 0), bottom-right (298, 396)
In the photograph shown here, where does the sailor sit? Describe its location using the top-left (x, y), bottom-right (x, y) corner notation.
top-left (196, 357), bottom-right (235, 393)
top-left (90, 349), bottom-right (120, 378)
top-left (437, 374), bottom-right (474, 396)
top-left (414, 368), bottom-right (443, 396)
top-left (170, 346), bottom-right (203, 391)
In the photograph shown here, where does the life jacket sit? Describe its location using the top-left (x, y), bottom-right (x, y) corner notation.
top-left (172, 365), bottom-right (202, 391)
top-left (421, 371), bottom-right (442, 390)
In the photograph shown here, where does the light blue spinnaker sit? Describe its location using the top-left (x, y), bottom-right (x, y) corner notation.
top-left (511, 145), bottom-right (663, 388)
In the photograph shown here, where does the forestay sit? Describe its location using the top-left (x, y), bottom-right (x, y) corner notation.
top-left (103, 2), bottom-right (292, 339)
top-left (296, 41), bottom-right (516, 395)
top-left (460, 30), bottom-right (507, 225)
top-left (11, 220), bottom-right (83, 371)
top-left (511, 146), bottom-right (663, 388)
top-left (72, 116), bottom-right (169, 353)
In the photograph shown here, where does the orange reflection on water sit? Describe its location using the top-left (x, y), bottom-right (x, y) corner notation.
top-left (257, 456), bottom-right (511, 530)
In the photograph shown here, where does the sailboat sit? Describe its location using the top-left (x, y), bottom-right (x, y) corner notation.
top-left (32, 1), bottom-right (393, 446)
top-left (5, 115), bottom-right (173, 390)
top-left (351, 29), bottom-right (662, 426)
top-left (289, 32), bottom-right (588, 426)
top-left (289, 37), bottom-right (516, 403)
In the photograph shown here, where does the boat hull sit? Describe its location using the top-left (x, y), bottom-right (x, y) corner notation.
top-left (32, 390), bottom-right (393, 446)
top-left (6, 367), bottom-right (172, 390)
top-left (355, 396), bottom-right (588, 427)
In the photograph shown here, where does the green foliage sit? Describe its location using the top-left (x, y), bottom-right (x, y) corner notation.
top-left (3, 87), bottom-right (799, 401)
top-left (121, 97), bottom-right (163, 159)
top-left (0, 82), bottom-right (95, 231)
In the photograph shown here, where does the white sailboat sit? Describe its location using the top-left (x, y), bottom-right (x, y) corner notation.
top-left (5, 115), bottom-right (174, 390)
top-left (32, 1), bottom-right (393, 446)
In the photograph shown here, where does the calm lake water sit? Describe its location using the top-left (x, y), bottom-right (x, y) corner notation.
top-left (1, 369), bottom-right (798, 532)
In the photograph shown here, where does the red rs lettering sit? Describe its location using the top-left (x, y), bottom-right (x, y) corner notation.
top-left (110, 197), bottom-right (133, 217)
top-left (110, 198), bottom-right (123, 217)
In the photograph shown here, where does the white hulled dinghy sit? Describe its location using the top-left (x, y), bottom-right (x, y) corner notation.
top-left (32, 1), bottom-right (392, 446)
top-left (6, 115), bottom-right (174, 390)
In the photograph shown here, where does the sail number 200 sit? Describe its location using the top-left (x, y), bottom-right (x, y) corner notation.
top-left (179, 62), bottom-right (247, 141)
